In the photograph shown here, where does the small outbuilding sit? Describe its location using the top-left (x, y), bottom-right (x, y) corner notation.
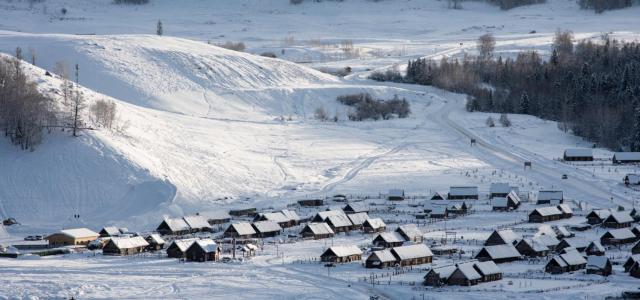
top-left (475, 244), bottom-right (521, 263)
top-left (556, 237), bottom-right (589, 252)
top-left (586, 255), bottom-right (612, 276)
top-left (586, 209), bottom-right (611, 225)
top-left (365, 249), bottom-right (397, 268)
top-left (424, 265), bottom-right (457, 287)
top-left (448, 186), bottom-right (478, 200)
top-left (448, 261), bottom-right (482, 286)
top-left (624, 174), bottom-right (640, 185)
top-left (489, 183), bottom-right (512, 199)
top-left (396, 224), bottom-right (423, 242)
top-left (585, 241), bottom-right (605, 256)
top-left (515, 238), bottom-right (550, 257)
top-left (326, 214), bottom-right (353, 233)
top-left (99, 226), bottom-right (122, 238)
top-left (156, 218), bottom-right (191, 236)
top-left (600, 228), bottom-right (637, 245)
top-left (320, 245), bottom-right (362, 263)
top-left (613, 152), bottom-right (640, 164)
top-left (603, 212), bottom-right (633, 228)
top-left (166, 238), bottom-right (198, 258)
top-left (372, 232), bottom-right (405, 248)
top-left (528, 206), bottom-right (562, 223)
top-left (251, 221), bottom-right (282, 238)
top-left (185, 239), bottom-right (220, 262)
top-left (347, 212), bottom-right (370, 230)
top-left (102, 236), bottom-right (149, 256)
top-left (300, 223), bottom-right (335, 240)
top-left (563, 149), bottom-right (593, 161)
top-left (390, 244), bottom-right (433, 266)
top-left (206, 211), bottom-right (231, 225)
top-left (145, 234), bottom-right (166, 251)
top-left (537, 190), bottom-right (564, 205)
top-left (388, 189), bottom-right (405, 201)
top-left (343, 202), bottom-right (369, 215)
top-left (47, 228), bottom-right (100, 247)
top-left (362, 218), bottom-right (386, 233)
top-left (223, 222), bottom-right (257, 239)
top-left (484, 229), bottom-right (522, 246)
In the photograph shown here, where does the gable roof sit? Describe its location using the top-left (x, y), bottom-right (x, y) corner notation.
top-left (602, 228), bottom-right (635, 240)
top-left (147, 234), bottom-right (165, 245)
top-left (605, 212), bottom-right (633, 224)
top-left (369, 249), bottom-right (397, 263)
top-left (531, 206), bottom-right (562, 217)
top-left (560, 249), bottom-right (587, 266)
top-left (57, 228), bottom-right (99, 239)
top-left (586, 241), bottom-right (605, 253)
top-left (229, 222), bottom-right (257, 236)
top-left (326, 214), bottom-right (353, 228)
top-left (252, 221), bottom-right (282, 233)
top-left (183, 215), bottom-right (210, 229)
top-left (532, 234), bottom-right (560, 247)
top-left (491, 229), bottom-right (522, 244)
top-left (613, 152), bottom-right (640, 161)
top-left (555, 226), bottom-right (572, 237)
top-left (449, 186), bottom-right (478, 197)
top-left (347, 212), bottom-right (369, 226)
top-left (455, 261), bottom-right (482, 280)
top-left (557, 204), bottom-right (573, 214)
top-left (430, 192), bottom-right (446, 200)
top-left (549, 256), bottom-right (568, 268)
top-left (258, 212), bottom-right (289, 223)
top-left (388, 189), bottom-right (405, 197)
top-left (169, 238), bottom-right (198, 252)
top-left (587, 255), bottom-right (610, 270)
top-left (364, 218), bottom-right (386, 229)
top-left (538, 191), bottom-right (563, 201)
top-left (206, 210), bottom-right (231, 220)
top-left (480, 244), bottom-right (521, 259)
top-left (473, 260), bottom-right (501, 276)
top-left (518, 238), bottom-right (550, 252)
top-left (427, 265), bottom-right (457, 279)
top-left (304, 223), bottom-right (334, 235)
top-left (375, 232), bottom-right (406, 243)
top-left (110, 236), bottom-right (149, 249)
top-left (391, 244), bottom-right (433, 260)
top-left (344, 202), bottom-right (368, 213)
top-left (325, 245), bottom-right (362, 257)
top-left (163, 217), bottom-right (190, 232)
top-left (564, 148), bottom-right (593, 158)
top-left (280, 209), bottom-right (300, 221)
top-left (100, 226), bottom-right (121, 236)
top-left (316, 210), bottom-right (345, 221)
top-left (190, 239), bottom-right (218, 253)
top-left (535, 225), bottom-right (557, 238)
top-left (588, 209), bottom-right (612, 220)
top-left (396, 224), bottom-right (422, 240)
top-left (559, 237), bottom-right (589, 249)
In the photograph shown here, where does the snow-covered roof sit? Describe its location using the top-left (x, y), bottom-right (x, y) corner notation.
top-left (191, 239), bottom-right (218, 253)
top-left (183, 215), bottom-right (210, 229)
top-left (587, 241), bottom-right (605, 253)
top-left (589, 209), bottom-right (612, 219)
top-left (564, 148), bottom-right (593, 158)
top-left (327, 214), bottom-right (352, 228)
top-left (163, 217), bottom-right (190, 232)
top-left (519, 238), bottom-right (550, 252)
top-left (252, 220), bottom-right (281, 233)
top-left (392, 244), bottom-right (433, 260)
top-left (344, 202), bottom-right (368, 213)
top-left (557, 204), bottom-right (573, 214)
top-left (430, 192), bottom-right (446, 200)
top-left (230, 222), bottom-right (257, 236)
top-left (490, 183), bottom-right (511, 194)
top-left (605, 212), bottom-right (633, 224)
top-left (396, 224), bottom-right (422, 240)
top-left (101, 226), bottom-right (120, 236)
top-left (603, 228), bottom-right (635, 240)
top-left (58, 228), bottom-right (99, 239)
top-left (455, 261), bottom-right (482, 280)
top-left (549, 256), bottom-right (568, 268)
top-left (449, 186), bottom-right (478, 196)
top-left (533, 234), bottom-right (560, 247)
top-left (305, 223), bottom-right (334, 235)
top-left (538, 191), bottom-right (563, 201)
top-left (429, 265), bottom-right (457, 278)
top-left (347, 212), bottom-right (369, 226)
top-left (491, 197), bottom-right (508, 207)
top-left (326, 245), bottom-right (362, 257)
top-left (388, 189), bottom-right (404, 197)
top-left (560, 238), bottom-right (589, 250)
top-left (474, 260), bottom-right (501, 275)
top-left (481, 244), bottom-right (520, 259)
top-left (110, 236), bottom-right (149, 249)
top-left (555, 226), bottom-right (571, 237)
top-left (507, 191), bottom-right (521, 204)
top-left (494, 229), bottom-right (521, 244)
top-left (364, 218), bottom-right (386, 229)
top-left (147, 234), bottom-right (165, 245)
top-left (375, 232), bottom-right (406, 243)
top-left (206, 210), bottom-right (231, 220)
top-left (560, 249), bottom-right (587, 266)
top-left (369, 249), bottom-right (396, 263)
top-left (259, 212), bottom-right (289, 223)
top-left (613, 152), bottom-right (640, 161)
top-left (587, 255), bottom-right (610, 270)
top-left (316, 210), bottom-right (345, 221)
top-left (532, 206), bottom-right (562, 217)
top-left (170, 238), bottom-right (198, 252)
top-left (535, 225), bottom-right (557, 238)
top-left (281, 209), bottom-right (300, 221)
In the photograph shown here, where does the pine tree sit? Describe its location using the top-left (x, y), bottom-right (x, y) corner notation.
top-left (156, 20), bottom-right (163, 36)
top-left (519, 92), bottom-right (530, 114)
top-left (633, 104), bottom-right (640, 151)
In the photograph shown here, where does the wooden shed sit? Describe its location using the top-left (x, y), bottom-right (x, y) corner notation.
top-left (536, 190), bottom-right (564, 205)
top-left (484, 229), bottom-right (522, 246)
top-left (528, 206), bottom-right (562, 223)
top-left (365, 249), bottom-right (397, 268)
top-left (586, 255), bottom-right (612, 276)
top-left (362, 218), bottom-right (386, 233)
top-left (185, 239), bottom-right (220, 262)
top-left (166, 238), bottom-right (198, 258)
top-left (99, 226), bottom-right (122, 238)
top-left (390, 244), bottom-right (433, 266)
top-left (320, 245), bottom-right (362, 263)
top-left (300, 223), bottom-right (334, 240)
top-left (372, 232), bottom-right (405, 248)
top-left (325, 214), bottom-right (353, 233)
top-left (585, 241), bottom-right (605, 256)
top-left (448, 186), bottom-right (478, 200)
top-left (515, 238), bottom-right (550, 257)
top-left (102, 236), bottom-right (149, 256)
top-left (563, 148), bottom-right (593, 161)
top-left (387, 189), bottom-right (405, 201)
top-left (251, 221), bottom-right (282, 238)
top-left (396, 224), bottom-right (423, 242)
top-left (47, 228), bottom-right (99, 247)
top-left (600, 228), bottom-right (637, 245)
top-left (475, 244), bottom-right (521, 263)
top-left (603, 212), bottom-right (633, 228)
top-left (448, 262), bottom-right (481, 286)
top-left (223, 222), bottom-right (257, 239)
top-left (156, 218), bottom-right (191, 236)
top-left (145, 234), bottom-right (166, 251)
top-left (343, 202), bottom-right (369, 215)
top-left (586, 209), bottom-right (611, 225)
top-left (423, 265), bottom-right (456, 287)
top-left (297, 199), bottom-right (324, 207)
top-left (473, 260), bottom-right (503, 282)
top-left (612, 152), bottom-right (640, 164)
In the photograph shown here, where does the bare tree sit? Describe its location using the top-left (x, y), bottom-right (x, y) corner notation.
top-left (156, 20), bottom-right (163, 36)
top-left (314, 106), bottom-right (328, 121)
top-left (28, 47), bottom-right (36, 66)
top-left (70, 89), bottom-right (86, 137)
top-left (90, 99), bottom-right (117, 130)
top-left (478, 33), bottom-right (496, 60)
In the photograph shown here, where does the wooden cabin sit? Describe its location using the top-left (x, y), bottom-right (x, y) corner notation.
top-left (448, 186), bottom-right (478, 200)
top-left (312, 210), bottom-right (345, 222)
top-left (430, 206), bottom-right (448, 219)
top-left (206, 211), bottom-right (232, 225)
top-left (563, 148), bottom-right (593, 161)
top-left (347, 212), bottom-right (369, 230)
top-left (557, 204), bottom-right (573, 219)
top-left (630, 261), bottom-right (640, 279)
top-left (251, 221), bottom-right (282, 238)
top-left (491, 191), bottom-right (521, 211)
top-left (585, 241), bottom-right (605, 256)
top-left (624, 255), bottom-right (640, 272)
top-left (254, 212), bottom-right (291, 228)
top-left (473, 260), bottom-right (502, 282)
top-left (320, 245), bottom-right (362, 263)
top-left (145, 234), bottom-right (166, 251)
top-left (545, 250), bottom-right (587, 274)
top-left (297, 199), bottom-right (324, 207)
top-left (99, 226), bottom-right (122, 238)
top-left (223, 222), bottom-right (257, 239)
top-left (448, 262), bottom-right (481, 286)
top-left (387, 189), bottom-right (405, 201)
top-left (300, 223), bottom-right (335, 240)
top-left (372, 232), bottom-right (405, 248)
top-left (489, 183), bottom-right (511, 199)
top-left (536, 191), bottom-right (564, 205)
top-left (362, 218), bottom-right (386, 233)
top-left (343, 202), bottom-right (369, 215)
top-left (229, 207), bottom-right (257, 217)
top-left (528, 206), bottom-right (562, 223)
top-left (423, 266), bottom-right (456, 287)
top-left (612, 152), bottom-right (640, 164)
top-left (602, 212), bottom-right (633, 228)
top-left (390, 244), bottom-right (433, 266)
top-left (183, 215), bottom-right (211, 233)
top-left (326, 214), bottom-right (353, 233)
top-left (430, 192), bottom-right (446, 201)
top-left (475, 244), bottom-right (521, 263)
top-left (515, 238), bottom-right (550, 257)
top-left (586, 209), bottom-right (611, 225)
top-left (484, 229), bottom-right (522, 246)
top-left (185, 239), bottom-right (220, 262)
top-left (166, 238), bottom-right (198, 258)
top-left (396, 224), bottom-right (423, 242)
top-left (156, 218), bottom-right (191, 236)
top-left (365, 249), bottom-right (397, 268)
top-left (586, 255), bottom-right (612, 276)
top-left (47, 228), bottom-right (99, 247)
top-left (556, 237), bottom-right (589, 252)
top-left (600, 228), bottom-right (637, 245)
top-left (102, 236), bottom-right (149, 256)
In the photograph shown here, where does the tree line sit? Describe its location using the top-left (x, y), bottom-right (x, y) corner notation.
top-left (372, 31), bottom-right (640, 151)
top-left (336, 93), bottom-right (410, 121)
top-left (577, 0), bottom-right (639, 13)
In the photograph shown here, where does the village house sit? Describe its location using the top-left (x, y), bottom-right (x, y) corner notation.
top-left (99, 226), bottom-right (122, 238)
top-left (484, 229), bottom-right (522, 246)
top-left (612, 152), bottom-right (640, 164)
top-left (145, 234), bottom-right (165, 251)
top-left (430, 192), bottom-right (446, 201)
top-left (555, 225), bottom-right (574, 239)
top-left (536, 190), bottom-right (564, 205)
top-left (545, 249), bottom-right (587, 274)
top-left (633, 240), bottom-right (640, 254)
top-left (362, 218), bottom-right (386, 233)
top-left (229, 207), bottom-right (257, 217)
top-left (254, 212), bottom-right (290, 228)
top-left (251, 221), bottom-right (282, 238)
top-left (388, 189), bottom-right (405, 201)
top-left (586, 209), bottom-right (611, 225)
top-left (585, 241), bottom-right (606, 256)
top-left (343, 202), bottom-right (369, 215)
top-left (515, 238), bottom-right (550, 257)
top-left (528, 206), bottom-right (563, 223)
top-left (489, 183), bottom-right (511, 199)
top-left (156, 217), bottom-right (191, 236)
top-left (475, 244), bottom-right (521, 263)
top-left (586, 255), bottom-right (612, 276)
top-left (325, 214), bottom-right (353, 233)
top-left (448, 262), bottom-right (482, 286)
top-left (297, 199), bottom-right (324, 207)
top-left (473, 260), bottom-right (503, 282)
top-left (300, 223), bottom-right (335, 240)
top-left (600, 228), bottom-right (637, 245)
top-left (630, 261), bottom-right (640, 279)
top-left (102, 236), bottom-right (149, 256)
top-left (624, 255), bottom-right (640, 272)
top-left (390, 244), bottom-right (433, 266)
top-left (448, 186), bottom-right (479, 200)
top-left (491, 191), bottom-right (521, 211)
top-left (365, 249), bottom-right (397, 268)
top-left (602, 211), bottom-right (634, 228)
top-left (448, 202), bottom-right (468, 215)
top-left (312, 210), bottom-right (345, 222)
top-left (320, 245), bottom-right (362, 263)
top-left (206, 211), bottom-right (231, 225)
top-left (556, 237), bottom-right (589, 252)
top-left (423, 265), bottom-right (457, 287)
top-left (430, 206), bottom-right (448, 219)
top-left (557, 204), bottom-right (573, 219)
top-left (396, 224), bottom-right (424, 242)
top-left (347, 212), bottom-right (369, 230)
top-left (184, 239), bottom-right (220, 262)
top-left (372, 232), bottom-right (405, 248)
top-left (166, 238), bottom-right (198, 258)
top-left (183, 215), bottom-right (211, 233)
top-left (223, 222), bottom-right (257, 239)
top-left (47, 228), bottom-right (100, 247)
top-left (534, 233), bottom-right (561, 249)
top-left (563, 148), bottom-right (593, 161)
top-left (281, 209), bottom-right (301, 226)
top-left (624, 174), bottom-right (640, 186)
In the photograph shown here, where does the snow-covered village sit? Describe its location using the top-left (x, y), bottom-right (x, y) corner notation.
top-left (1, 0), bottom-right (640, 299)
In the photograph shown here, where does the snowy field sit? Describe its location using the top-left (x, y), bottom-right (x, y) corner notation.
top-left (0, 0), bottom-right (640, 299)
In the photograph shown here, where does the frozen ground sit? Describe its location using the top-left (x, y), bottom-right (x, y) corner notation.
top-left (0, 0), bottom-right (639, 299)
